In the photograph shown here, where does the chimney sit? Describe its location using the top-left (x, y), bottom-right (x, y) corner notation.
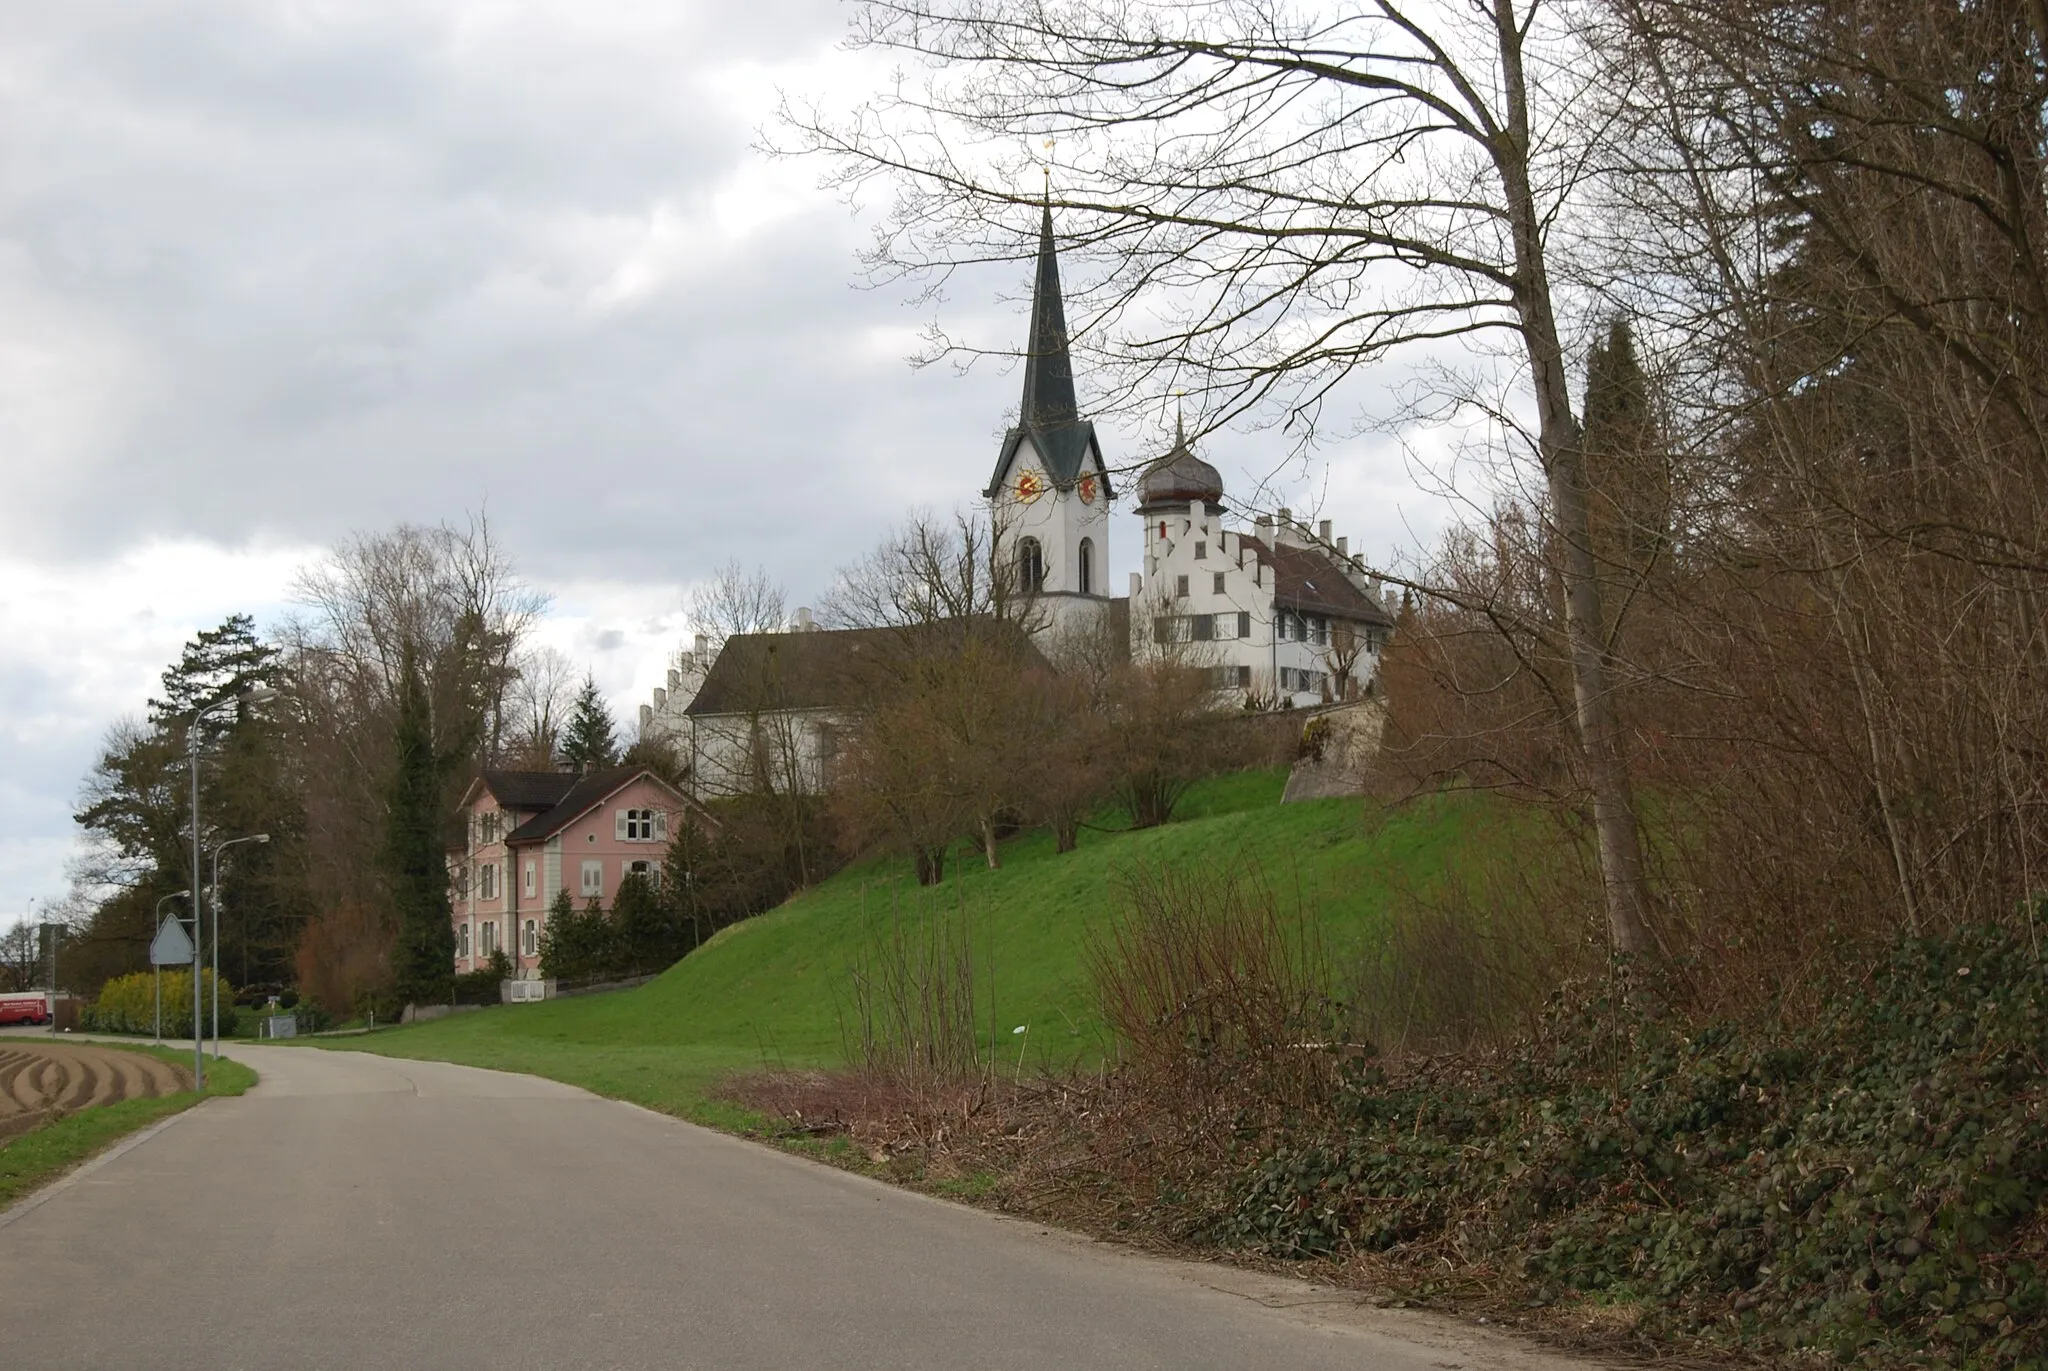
top-left (1254, 513), bottom-right (1273, 539)
top-left (692, 632), bottom-right (707, 658)
top-left (653, 687), bottom-right (667, 711)
top-left (1319, 519), bottom-right (1333, 543)
top-left (638, 703), bottom-right (653, 732)
top-left (1336, 536), bottom-right (1348, 558)
top-left (1129, 571), bottom-right (1143, 599)
top-left (795, 606), bottom-right (817, 631)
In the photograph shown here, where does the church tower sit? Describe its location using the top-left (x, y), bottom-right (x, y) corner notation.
top-left (984, 204), bottom-right (1113, 633)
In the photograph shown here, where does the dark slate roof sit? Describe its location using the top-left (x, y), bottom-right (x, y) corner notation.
top-left (502, 767), bottom-right (660, 846)
top-left (476, 770), bottom-right (581, 812)
top-left (982, 206), bottom-right (1113, 499)
top-left (1239, 536), bottom-right (1397, 628)
top-left (1136, 418), bottom-right (1226, 511)
top-left (685, 619), bottom-right (1048, 718)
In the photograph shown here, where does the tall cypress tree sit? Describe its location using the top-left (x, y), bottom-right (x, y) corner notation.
top-left (387, 649), bottom-right (455, 1006)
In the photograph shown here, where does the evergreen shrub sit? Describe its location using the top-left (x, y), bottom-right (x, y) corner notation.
top-left (1206, 926), bottom-right (2048, 1366)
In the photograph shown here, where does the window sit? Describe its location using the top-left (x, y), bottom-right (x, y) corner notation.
top-left (622, 808), bottom-right (654, 841)
top-left (1213, 572), bottom-right (1226, 595)
top-left (1194, 541), bottom-right (1207, 560)
top-left (627, 859), bottom-right (658, 888)
top-left (523, 862), bottom-right (535, 898)
top-left (459, 922), bottom-right (471, 959)
top-left (522, 920), bottom-right (537, 957)
top-left (1077, 538), bottom-right (1094, 595)
top-left (1238, 611), bottom-right (1252, 638)
top-left (1189, 615), bottom-right (1214, 642)
top-left (1310, 617), bottom-right (1329, 646)
top-left (478, 863), bottom-right (497, 901)
top-left (580, 860), bottom-right (603, 898)
top-left (1157, 521), bottom-right (1167, 540)
top-left (1175, 574), bottom-right (1189, 598)
top-left (1238, 665), bottom-right (1252, 690)
top-left (479, 921), bottom-right (496, 957)
top-left (452, 866), bottom-right (470, 899)
top-left (1017, 537), bottom-right (1045, 592)
top-left (479, 811), bottom-right (499, 845)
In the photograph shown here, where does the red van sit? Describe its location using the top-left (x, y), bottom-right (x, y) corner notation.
top-left (0, 994), bottom-right (50, 1026)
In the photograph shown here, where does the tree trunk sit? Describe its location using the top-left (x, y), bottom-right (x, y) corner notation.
top-left (1495, 0), bottom-right (1659, 961)
top-left (979, 817), bottom-right (1001, 870)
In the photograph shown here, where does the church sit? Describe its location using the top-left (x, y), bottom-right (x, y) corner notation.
top-left (981, 204), bottom-right (1396, 706)
top-left (638, 205), bottom-right (1395, 797)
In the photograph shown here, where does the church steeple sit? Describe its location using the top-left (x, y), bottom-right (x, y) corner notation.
top-left (983, 203), bottom-right (1106, 498)
top-left (1018, 202), bottom-right (1079, 429)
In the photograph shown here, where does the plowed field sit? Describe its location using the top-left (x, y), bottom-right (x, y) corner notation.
top-left (0, 1042), bottom-right (191, 1144)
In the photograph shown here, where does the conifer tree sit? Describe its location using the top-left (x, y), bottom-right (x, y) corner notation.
top-left (558, 674), bottom-right (619, 772)
top-left (386, 649), bottom-right (455, 1006)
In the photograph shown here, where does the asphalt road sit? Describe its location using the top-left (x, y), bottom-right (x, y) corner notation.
top-left (0, 1044), bottom-right (1599, 1370)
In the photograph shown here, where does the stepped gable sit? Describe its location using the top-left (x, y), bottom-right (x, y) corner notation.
top-left (1237, 535), bottom-right (1396, 627)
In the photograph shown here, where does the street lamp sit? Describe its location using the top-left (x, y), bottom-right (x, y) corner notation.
top-left (208, 834), bottom-right (269, 1059)
top-left (188, 685), bottom-right (276, 1088)
top-left (154, 890), bottom-right (191, 1041)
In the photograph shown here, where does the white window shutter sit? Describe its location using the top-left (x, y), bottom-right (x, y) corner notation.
top-left (614, 808), bottom-right (628, 841)
top-left (654, 810), bottom-right (668, 841)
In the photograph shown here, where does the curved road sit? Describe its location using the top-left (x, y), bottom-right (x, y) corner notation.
top-left (0, 1045), bottom-right (1597, 1369)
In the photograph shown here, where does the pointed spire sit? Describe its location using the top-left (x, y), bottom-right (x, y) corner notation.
top-left (1018, 203), bottom-right (1079, 430)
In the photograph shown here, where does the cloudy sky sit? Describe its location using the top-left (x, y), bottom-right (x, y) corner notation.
top-left (0, 2), bottom-right (1454, 918)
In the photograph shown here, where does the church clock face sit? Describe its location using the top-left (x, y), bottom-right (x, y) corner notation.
top-left (1077, 473), bottom-right (1099, 505)
top-left (1015, 468), bottom-right (1046, 503)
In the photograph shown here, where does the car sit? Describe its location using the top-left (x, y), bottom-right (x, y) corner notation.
top-left (0, 994), bottom-right (51, 1026)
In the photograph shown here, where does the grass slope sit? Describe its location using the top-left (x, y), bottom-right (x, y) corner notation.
top-left (0, 1047), bottom-right (257, 1210)
top-left (349, 769), bottom-right (1496, 1120)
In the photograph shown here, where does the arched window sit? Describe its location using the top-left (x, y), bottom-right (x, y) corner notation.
top-left (1077, 538), bottom-right (1094, 595)
top-left (1018, 537), bottom-right (1045, 592)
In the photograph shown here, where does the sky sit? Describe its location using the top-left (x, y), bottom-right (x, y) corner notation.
top-left (0, 2), bottom-right (1459, 920)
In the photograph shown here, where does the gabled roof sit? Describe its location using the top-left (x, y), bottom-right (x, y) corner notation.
top-left (982, 205), bottom-right (1114, 499)
top-left (470, 770), bottom-right (581, 812)
top-left (685, 619), bottom-right (1049, 718)
top-left (1238, 536), bottom-right (1396, 628)
top-left (501, 766), bottom-right (691, 846)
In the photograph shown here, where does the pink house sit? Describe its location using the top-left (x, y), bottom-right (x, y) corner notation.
top-left (446, 767), bottom-right (700, 979)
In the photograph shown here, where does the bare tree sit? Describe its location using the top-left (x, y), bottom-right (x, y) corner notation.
top-left (504, 645), bottom-right (579, 770)
top-left (0, 919), bottom-right (39, 992)
top-left (686, 561), bottom-right (787, 661)
top-left (784, 0), bottom-right (1659, 956)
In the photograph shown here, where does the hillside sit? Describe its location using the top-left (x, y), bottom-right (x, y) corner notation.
top-left (343, 769), bottom-right (1496, 1118)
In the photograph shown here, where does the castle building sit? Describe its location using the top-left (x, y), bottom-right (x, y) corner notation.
top-left (1129, 422), bottom-right (1395, 706)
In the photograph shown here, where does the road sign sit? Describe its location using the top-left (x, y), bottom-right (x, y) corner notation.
top-left (150, 914), bottom-right (194, 966)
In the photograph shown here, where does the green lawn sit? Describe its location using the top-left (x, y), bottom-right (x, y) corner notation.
top-left (344, 769), bottom-right (1501, 1123)
top-left (0, 1047), bottom-right (257, 1210)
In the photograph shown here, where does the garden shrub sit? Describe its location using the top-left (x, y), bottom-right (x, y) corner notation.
top-left (84, 970), bottom-right (237, 1037)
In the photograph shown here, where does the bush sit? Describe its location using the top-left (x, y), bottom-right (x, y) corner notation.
top-left (84, 970), bottom-right (236, 1036)
top-left (1206, 925), bottom-right (2048, 1366)
top-left (451, 950), bottom-right (511, 1006)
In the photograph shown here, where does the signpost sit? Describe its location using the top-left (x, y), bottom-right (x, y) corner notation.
top-left (150, 913), bottom-right (195, 1043)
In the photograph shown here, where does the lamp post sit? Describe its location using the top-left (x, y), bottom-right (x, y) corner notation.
top-left (208, 834), bottom-right (269, 1059)
top-left (188, 685), bottom-right (276, 1088)
top-left (154, 890), bottom-right (191, 1041)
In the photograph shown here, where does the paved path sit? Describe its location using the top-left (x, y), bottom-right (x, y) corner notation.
top-left (0, 1045), bottom-right (1598, 1369)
